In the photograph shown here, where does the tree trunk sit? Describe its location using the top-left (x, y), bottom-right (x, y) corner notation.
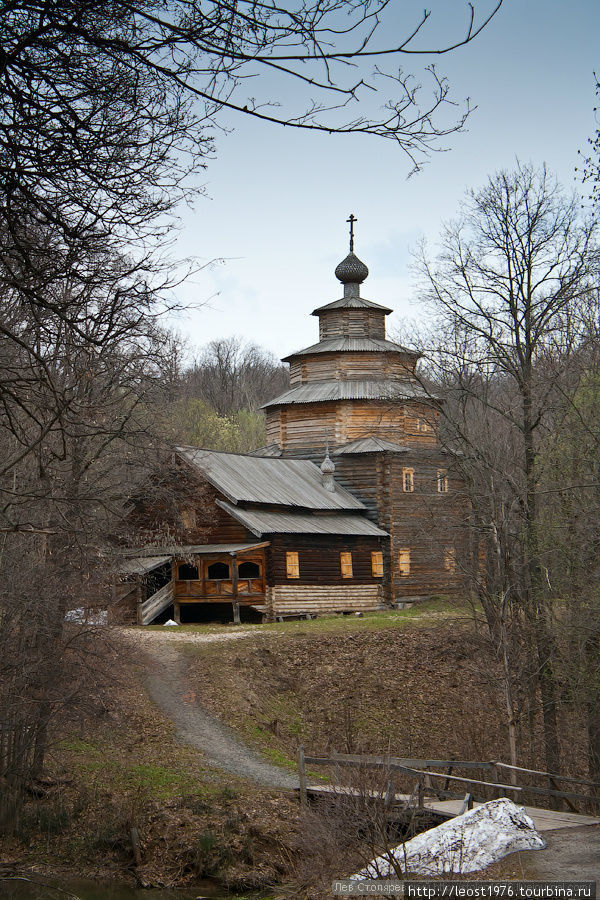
top-left (523, 376), bottom-right (561, 775)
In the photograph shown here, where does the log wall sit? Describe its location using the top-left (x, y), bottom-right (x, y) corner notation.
top-left (266, 400), bottom-right (440, 453)
top-left (385, 455), bottom-right (471, 599)
top-left (333, 451), bottom-right (473, 601)
top-left (318, 310), bottom-right (386, 341)
top-left (267, 534), bottom-right (386, 586)
top-left (266, 583), bottom-right (383, 617)
top-left (288, 351), bottom-right (418, 385)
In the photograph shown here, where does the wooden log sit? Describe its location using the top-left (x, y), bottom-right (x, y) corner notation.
top-left (130, 826), bottom-right (142, 867)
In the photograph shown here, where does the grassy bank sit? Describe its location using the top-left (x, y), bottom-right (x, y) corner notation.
top-left (0, 632), bottom-right (299, 895)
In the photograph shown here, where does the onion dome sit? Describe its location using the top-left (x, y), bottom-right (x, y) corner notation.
top-left (320, 453), bottom-right (335, 475)
top-left (334, 251), bottom-right (369, 285)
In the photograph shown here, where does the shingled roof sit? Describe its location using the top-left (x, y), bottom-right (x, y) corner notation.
top-left (262, 378), bottom-right (435, 409)
top-left (217, 501), bottom-right (388, 537)
top-left (282, 336), bottom-right (415, 361)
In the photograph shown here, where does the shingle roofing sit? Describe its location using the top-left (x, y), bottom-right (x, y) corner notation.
top-left (282, 336), bottom-right (415, 360)
top-left (217, 500), bottom-right (388, 537)
top-left (118, 555), bottom-right (171, 575)
top-left (333, 437), bottom-right (411, 455)
top-left (176, 447), bottom-right (365, 511)
top-left (262, 378), bottom-right (434, 409)
top-left (311, 296), bottom-right (393, 315)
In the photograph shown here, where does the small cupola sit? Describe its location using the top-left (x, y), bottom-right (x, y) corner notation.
top-left (334, 213), bottom-right (369, 298)
top-left (320, 448), bottom-right (336, 492)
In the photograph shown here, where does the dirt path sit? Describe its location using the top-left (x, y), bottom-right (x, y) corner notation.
top-left (121, 628), bottom-right (298, 790)
top-left (510, 824), bottom-right (600, 880)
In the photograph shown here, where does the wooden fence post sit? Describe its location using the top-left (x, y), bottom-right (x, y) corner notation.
top-left (490, 762), bottom-right (500, 799)
top-left (297, 745), bottom-right (308, 807)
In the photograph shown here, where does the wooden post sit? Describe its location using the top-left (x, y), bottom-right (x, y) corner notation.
top-left (232, 602), bottom-right (241, 625)
top-left (130, 826), bottom-right (142, 867)
top-left (424, 767), bottom-right (432, 793)
top-left (384, 775), bottom-right (395, 809)
top-left (297, 745), bottom-right (308, 807)
top-left (232, 553), bottom-right (238, 600)
top-left (490, 762), bottom-right (500, 798)
top-left (173, 602), bottom-right (181, 625)
top-left (549, 775), bottom-right (579, 813)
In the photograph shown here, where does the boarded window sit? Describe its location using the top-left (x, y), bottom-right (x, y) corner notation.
top-left (207, 561), bottom-right (230, 579)
top-left (238, 560), bottom-right (260, 578)
top-left (398, 549), bottom-right (411, 576)
top-left (178, 563), bottom-right (199, 580)
top-left (402, 468), bottom-right (414, 492)
top-left (371, 551), bottom-right (383, 578)
top-left (444, 547), bottom-right (456, 574)
top-left (286, 551), bottom-right (299, 579)
top-left (340, 551), bottom-right (353, 578)
top-left (437, 470), bottom-right (448, 493)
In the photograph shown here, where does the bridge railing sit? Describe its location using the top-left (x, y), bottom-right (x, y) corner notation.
top-left (296, 748), bottom-right (600, 814)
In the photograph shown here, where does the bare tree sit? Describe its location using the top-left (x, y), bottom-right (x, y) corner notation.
top-left (0, 0), bottom-right (505, 826)
top-left (416, 162), bottom-right (599, 774)
top-left (0, 244), bottom-right (184, 825)
top-left (579, 73), bottom-right (600, 205)
top-left (184, 337), bottom-right (289, 416)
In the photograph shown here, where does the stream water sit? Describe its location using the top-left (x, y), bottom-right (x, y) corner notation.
top-left (0, 875), bottom-right (231, 899)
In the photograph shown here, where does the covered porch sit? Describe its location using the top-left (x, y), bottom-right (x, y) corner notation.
top-left (172, 542), bottom-right (269, 624)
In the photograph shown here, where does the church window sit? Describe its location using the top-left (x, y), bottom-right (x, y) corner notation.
top-left (398, 549), bottom-right (411, 576)
top-left (402, 468), bottom-right (414, 492)
top-left (437, 470), bottom-right (448, 492)
top-left (286, 551), bottom-right (299, 579)
top-left (371, 551), bottom-right (383, 577)
top-left (444, 547), bottom-right (456, 574)
top-left (340, 551), bottom-right (353, 578)
top-left (178, 563), bottom-right (199, 580)
top-left (207, 561), bottom-right (230, 579)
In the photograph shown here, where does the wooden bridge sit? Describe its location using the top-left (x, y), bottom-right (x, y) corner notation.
top-left (296, 749), bottom-right (600, 832)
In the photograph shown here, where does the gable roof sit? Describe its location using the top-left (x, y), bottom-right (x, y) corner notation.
top-left (176, 446), bottom-right (365, 511)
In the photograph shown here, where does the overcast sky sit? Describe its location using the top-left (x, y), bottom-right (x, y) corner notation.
top-left (168, 0), bottom-right (599, 362)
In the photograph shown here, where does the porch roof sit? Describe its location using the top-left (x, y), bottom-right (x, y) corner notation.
top-left (172, 542), bottom-right (269, 556)
top-left (121, 542), bottom-right (269, 560)
top-left (118, 555), bottom-right (171, 575)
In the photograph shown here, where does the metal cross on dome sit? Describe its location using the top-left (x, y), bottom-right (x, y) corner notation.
top-left (346, 213), bottom-right (357, 252)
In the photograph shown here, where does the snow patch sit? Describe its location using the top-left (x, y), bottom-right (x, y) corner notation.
top-left (163, 619), bottom-right (179, 626)
top-left (64, 608), bottom-right (107, 625)
top-left (351, 798), bottom-right (547, 877)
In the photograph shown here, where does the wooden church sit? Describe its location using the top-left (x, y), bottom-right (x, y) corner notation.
top-left (115, 223), bottom-right (471, 625)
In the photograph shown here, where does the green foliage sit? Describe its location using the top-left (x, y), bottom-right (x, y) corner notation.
top-left (170, 397), bottom-right (266, 451)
